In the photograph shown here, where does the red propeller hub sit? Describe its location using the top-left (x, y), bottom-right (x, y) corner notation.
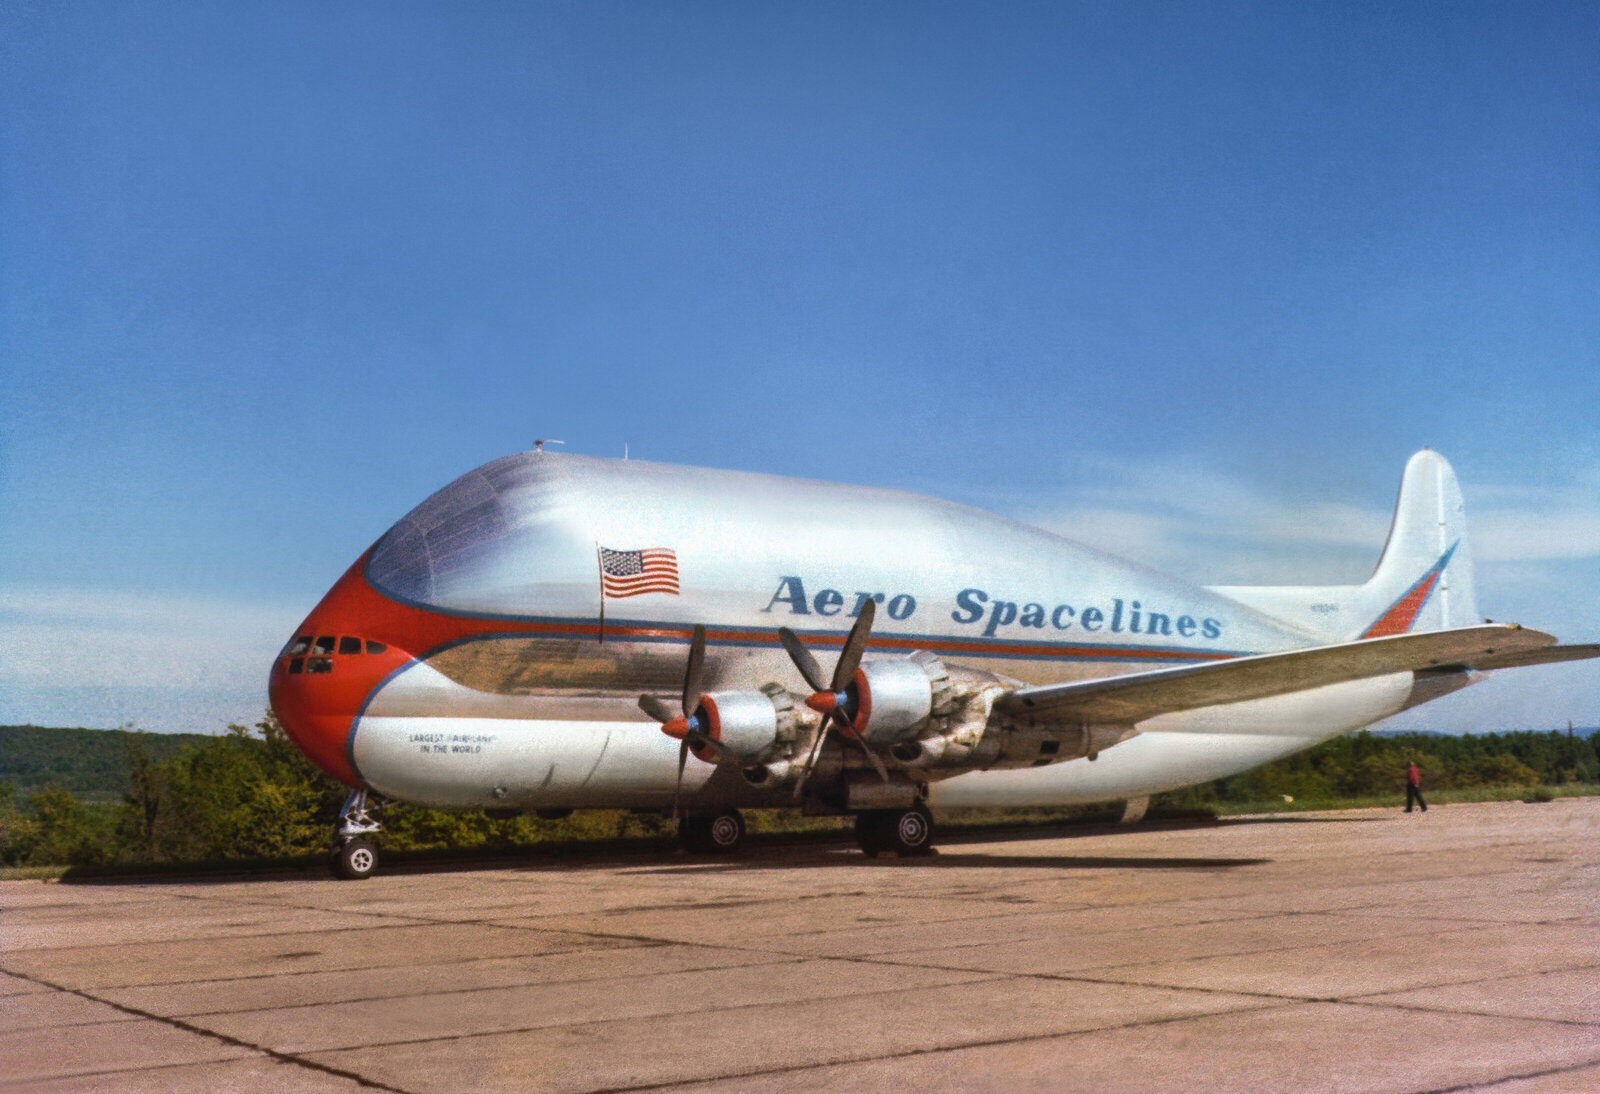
top-left (661, 717), bottom-right (689, 740)
top-left (805, 692), bottom-right (839, 715)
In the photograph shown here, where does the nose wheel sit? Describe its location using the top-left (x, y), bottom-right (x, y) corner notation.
top-left (854, 803), bottom-right (936, 857)
top-left (330, 789), bottom-right (383, 880)
top-left (332, 837), bottom-right (378, 880)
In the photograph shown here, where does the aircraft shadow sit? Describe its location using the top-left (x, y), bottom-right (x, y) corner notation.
top-left (57, 817), bottom-right (1290, 885)
top-left (1213, 814), bottom-right (1388, 826)
top-left (625, 850), bottom-right (1272, 874)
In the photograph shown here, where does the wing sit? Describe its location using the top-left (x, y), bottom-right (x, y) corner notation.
top-left (998, 625), bottom-right (1598, 725)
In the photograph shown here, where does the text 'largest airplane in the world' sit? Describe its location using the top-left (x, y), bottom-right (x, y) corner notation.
top-left (268, 448), bottom-right (1598, 878)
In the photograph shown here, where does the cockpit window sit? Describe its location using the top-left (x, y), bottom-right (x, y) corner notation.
top-left (287, 636), bottom-right (312, 656)
top-left (305, 657), bottom-right (333, 674)
top-left (314, 636), bottom-right (336, 655)
top-left (288, 657), bottom-right (305, 674)
top-left (365, 640), bottom-right (387, 654)
top-left (363, 451), bottom-right (600, 618)
top-left (339, 636), bottom-right (362, 655)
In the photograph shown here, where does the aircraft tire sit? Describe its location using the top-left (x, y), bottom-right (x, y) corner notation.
top-left (332, 837), bottom-right (378, 880)
top-left (680, 810), bottom-right (745, 855)
top-left (853, 811), bottom-right (887, 857)
top-left (881, 804), bottom-right (936, 857)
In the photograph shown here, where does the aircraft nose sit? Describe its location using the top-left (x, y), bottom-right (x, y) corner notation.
top-left (269, 558), bottom-right (413, 787)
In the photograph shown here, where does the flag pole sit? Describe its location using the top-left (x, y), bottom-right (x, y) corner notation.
top-left (595, 544), bottom-right (605, 644)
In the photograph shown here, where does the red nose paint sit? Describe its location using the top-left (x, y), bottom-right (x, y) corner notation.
top-left (270, 550), bottom-right (615, 787)
top-left (268, 557), bottom-right (414, 786)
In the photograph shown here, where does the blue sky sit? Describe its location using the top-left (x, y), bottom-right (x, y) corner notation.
top-left (3, 1), bottom-right (1596, 734)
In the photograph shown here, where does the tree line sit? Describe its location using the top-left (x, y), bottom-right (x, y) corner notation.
top-left (2, 716), bottom-right (1596, 869)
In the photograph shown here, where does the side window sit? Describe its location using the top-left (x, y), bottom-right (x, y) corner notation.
top-left (339, 636), bottom-right (362, 655)
top-left (365, 640), bottom-right (387, 654)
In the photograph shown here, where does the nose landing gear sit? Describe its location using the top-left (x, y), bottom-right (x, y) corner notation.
top-left (331, 789), bottom-right (383, 880)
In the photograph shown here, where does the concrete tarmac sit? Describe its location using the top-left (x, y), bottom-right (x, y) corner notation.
top-left (2, 799), bottom-right (1597, 1093)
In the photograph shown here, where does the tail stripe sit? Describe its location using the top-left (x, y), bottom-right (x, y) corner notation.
top-left (1360, 542), bottom-right (1458, 639)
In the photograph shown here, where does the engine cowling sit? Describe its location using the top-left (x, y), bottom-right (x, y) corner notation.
top-left (843, 651), bottom-right (951, 745)
top-left (667, 684), bottom-right (798, 764)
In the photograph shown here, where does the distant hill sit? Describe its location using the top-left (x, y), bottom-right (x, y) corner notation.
top-left (0, 725), bottom-right (215, 799)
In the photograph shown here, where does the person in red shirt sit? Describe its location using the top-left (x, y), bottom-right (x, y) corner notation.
top-left (1405, 761), bottom-right (1427, 813)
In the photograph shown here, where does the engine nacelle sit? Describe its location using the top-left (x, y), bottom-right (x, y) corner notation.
top-left (692, 685), bottom-right (797, 764)
top-left (847, 651), bottom-right (950, 745)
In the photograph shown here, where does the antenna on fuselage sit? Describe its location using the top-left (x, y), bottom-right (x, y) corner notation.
top-left (531, 439), bottom-right (565, 453)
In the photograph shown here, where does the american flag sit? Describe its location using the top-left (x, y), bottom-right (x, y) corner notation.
top-left (598, 546), bottom-right (680, 598)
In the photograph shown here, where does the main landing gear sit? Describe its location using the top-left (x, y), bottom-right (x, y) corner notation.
top-left (679, 808), bottom-right (746, 855)
top-left (331, 788), bottom-right (383, 880)
top-left (854, 802), bottom-right (936, 857)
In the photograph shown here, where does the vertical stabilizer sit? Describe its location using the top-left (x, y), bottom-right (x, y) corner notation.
top-left (1207, 450), bottom-right (1480, 640)
top-left (1358, 449), bottom-right (1478, 637)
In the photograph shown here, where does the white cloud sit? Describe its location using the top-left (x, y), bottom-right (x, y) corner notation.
top-left (1015, 456), bottom-right (1393, 585)
top-left (0, 586), bottom-right (303, 730)
top-left (1016, 455), bottom-right (1600, 583)
top-left (1474, 510), bottom-right (1600, 562)
top-left (1469, 465), bottom-right (1600, 562)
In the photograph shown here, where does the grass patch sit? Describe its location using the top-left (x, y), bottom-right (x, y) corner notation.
top-left (0, 864), bottom-right (71, 881)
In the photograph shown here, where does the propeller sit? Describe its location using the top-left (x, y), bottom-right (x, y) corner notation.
top-left (637, 625), bottom-right (727, 818)
top-left (777, 599), bottom-right (888, 795)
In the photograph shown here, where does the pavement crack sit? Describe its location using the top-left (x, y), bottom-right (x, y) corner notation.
top-left (1412, 1055), bottom-right (1600, 1094)
top-left (0, 966), bottom-right (417, 1093)
top-left (571, 998), bottom-right (1309, 1094)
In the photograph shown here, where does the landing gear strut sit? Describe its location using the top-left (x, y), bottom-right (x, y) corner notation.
top-left (331, 789), bottom-right (382, 880)
top-left (680, 808), bottom-right (745, 855)
top-left (855, 802), bottom-right (935, 857)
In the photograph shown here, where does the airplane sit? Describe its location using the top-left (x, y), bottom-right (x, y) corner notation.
top-left (268, 448), bottom-right (1598, 878)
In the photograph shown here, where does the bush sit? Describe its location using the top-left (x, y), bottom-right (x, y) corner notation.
top-left (1463, 754), bottom-right (1541, 788)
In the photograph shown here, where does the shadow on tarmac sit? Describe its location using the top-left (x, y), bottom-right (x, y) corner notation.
top-left (56, 815), bottom-right (1280, 886)
top-left (627, 851), bottom-right (1273, 874)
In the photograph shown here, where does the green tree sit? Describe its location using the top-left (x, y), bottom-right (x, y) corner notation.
top-left (1466, 754), bottom-right (1540, 788)
top-left (131, 713), bottom-right (346, 862)
top-left (0, 782), bottom-right (39, 866)
top-left (118, 731), bottom-right (163, 861)
top-left (26, 785), bottom-right (109, 866)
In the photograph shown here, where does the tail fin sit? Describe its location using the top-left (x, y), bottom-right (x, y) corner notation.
top-left (1208, 450), bottom-right (1480, 640)
top-left (1357, 449), bottom-right (1478, 637)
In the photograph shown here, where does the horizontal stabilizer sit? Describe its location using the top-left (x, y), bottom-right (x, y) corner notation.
top-left (1462, 644), bottom-right (1600, 672)
top-left (998, 625), bottom-right (1578, 726)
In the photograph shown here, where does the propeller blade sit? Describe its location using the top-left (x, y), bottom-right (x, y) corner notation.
top-left (841, 720), bottom-right (891, 783)
top-left (831, 598), bottom-right (876, 691)
top-left (792, 719), bottom-right (831, 799)
top-left (777, 627), bottom-right (830, 693)
top-left (638, 693), bottom-right (677, 724)
top-left (673, 738), bottom-right (689, 820)
top-left (682, 625), bottom-right (706, 716)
